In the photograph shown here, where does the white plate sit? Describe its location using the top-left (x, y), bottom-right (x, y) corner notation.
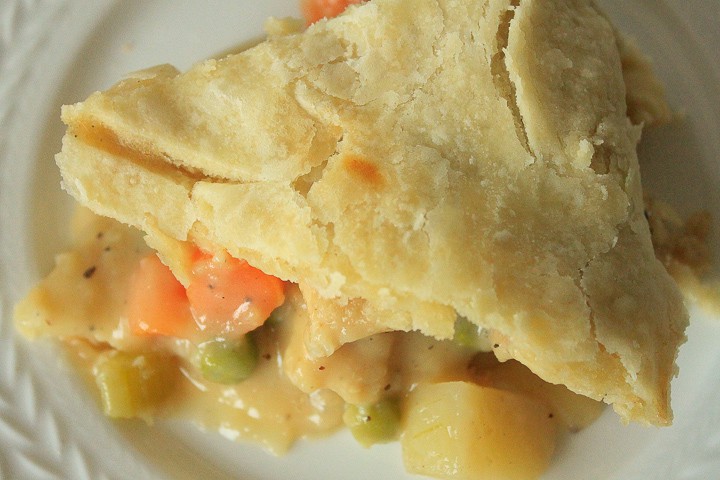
top-left (1, 1), bottom-right (720, 479)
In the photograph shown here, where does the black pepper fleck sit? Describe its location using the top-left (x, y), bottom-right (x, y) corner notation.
top-left (83, 266), bottom-right (97, 279)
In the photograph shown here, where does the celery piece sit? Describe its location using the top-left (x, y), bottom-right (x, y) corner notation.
top-left (93, 350), bottom-right (177, 419)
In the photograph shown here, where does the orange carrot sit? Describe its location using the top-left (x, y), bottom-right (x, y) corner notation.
top-left (186, 252), bottom-right (286, 339)
top-left (127, 253), bottom-right (196, 338)
top-left (127, 250), bottom-right (285, 341)
top-left (300, 0), bottom-right (366, 25)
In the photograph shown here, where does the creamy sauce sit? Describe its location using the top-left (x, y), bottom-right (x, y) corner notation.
top-left (167, 321), bottom-right (345, 454)
top-left (15, 208), bottom-right (149, 348)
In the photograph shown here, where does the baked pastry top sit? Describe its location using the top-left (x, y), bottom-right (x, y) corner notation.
top-left (56, 0), bottom-right (688, 425)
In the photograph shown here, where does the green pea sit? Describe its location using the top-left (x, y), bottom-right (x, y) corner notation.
top-left (453, 316), bottom-right (492, 351)
top-left (197, 336), bottom-right (258, 384)
top-left (343, 398), bottom-right (401, 447)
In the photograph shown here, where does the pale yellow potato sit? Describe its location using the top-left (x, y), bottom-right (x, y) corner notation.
top-left (402, 382), bottom-right (557, 480)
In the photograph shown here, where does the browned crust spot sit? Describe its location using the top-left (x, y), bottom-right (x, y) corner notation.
top-left (342, 154), bottom-right (385, 187)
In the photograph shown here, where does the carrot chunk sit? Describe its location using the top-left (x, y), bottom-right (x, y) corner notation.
top-left (127, 250), bottom-right (285, 341)
top-left (127, 254), bottom-right (195, 338)
top-left (186, 252), bottom-right (286, 339)
top-left (300, 0), bottom-right (366, 25)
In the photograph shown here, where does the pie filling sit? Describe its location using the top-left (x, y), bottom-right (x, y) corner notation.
top-left (16, 206), bottom-right (606, 472)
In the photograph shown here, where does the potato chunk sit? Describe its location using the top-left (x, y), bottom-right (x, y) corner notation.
top-left (401, 382), bottom-right (557, 480)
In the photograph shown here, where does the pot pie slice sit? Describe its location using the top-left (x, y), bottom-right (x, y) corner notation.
top-left (55, 0), bottom-right (687, 426)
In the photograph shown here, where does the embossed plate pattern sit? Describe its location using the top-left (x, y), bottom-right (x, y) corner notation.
top-left (1, 1), bottom-right (719, 479)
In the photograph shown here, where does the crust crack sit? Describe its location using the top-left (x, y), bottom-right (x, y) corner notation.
top-left (69, 120), bottom-right (209, 184)
top-left (491, 0), bottom-right (531, 156)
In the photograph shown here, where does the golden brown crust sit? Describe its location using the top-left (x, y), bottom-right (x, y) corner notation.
top-left (56, 0), bottom-right (688, 425)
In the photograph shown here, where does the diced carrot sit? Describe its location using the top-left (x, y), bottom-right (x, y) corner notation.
top-left (127, 250), bottom-right (285, 341)
top-left (127, 253), bottom-right (196, 338)
top-left (186, 252), bottom-right (286, 339)
top-left (300, 0), bottom-right (366, 25)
